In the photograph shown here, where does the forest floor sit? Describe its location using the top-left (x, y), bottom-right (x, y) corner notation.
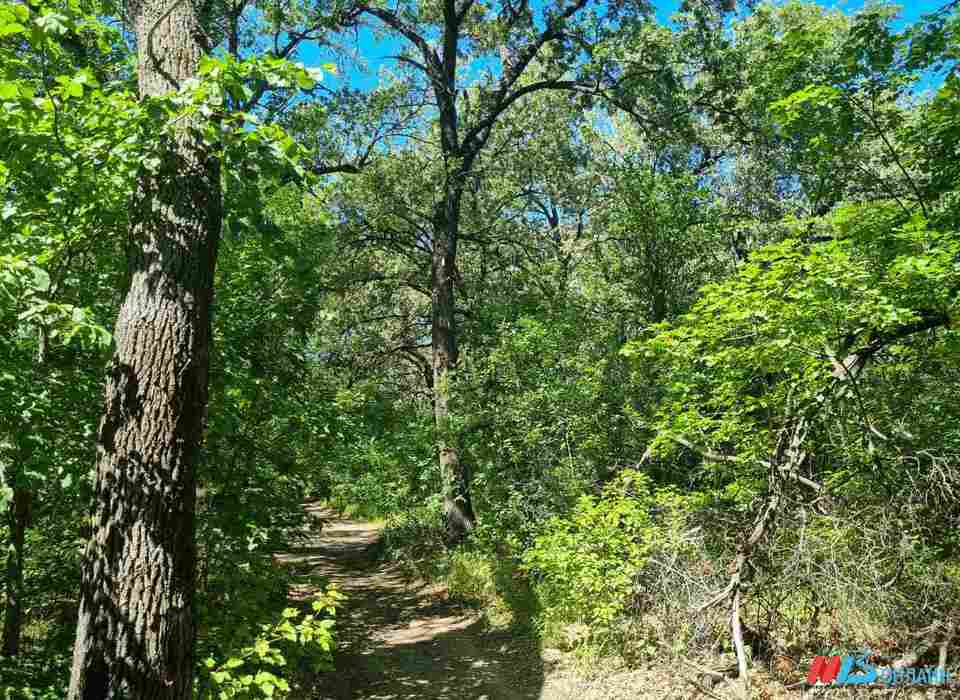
top-left (276, 504), bottom-right (699, 700)
top-left (276, 505), bottom-right (946, 700)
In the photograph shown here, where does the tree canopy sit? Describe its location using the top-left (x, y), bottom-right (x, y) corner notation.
top-left (1, 0), bottom-right (959, 697)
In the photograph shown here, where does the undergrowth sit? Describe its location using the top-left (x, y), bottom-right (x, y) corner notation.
top-left (373, 474), bottom-right (960, 688)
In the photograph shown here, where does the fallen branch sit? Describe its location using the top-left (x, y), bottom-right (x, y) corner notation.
top-left (938, 621), bottom-right (954, 684)
top-left (658, 433), bottom-right (823, 493)
top-left (731, 586), bottom-right (750, 699)
top-left (888, 620), bottom-right (956, 674)
top-left (675, 654), bottom-right (738, 698)
top-left (677, 656), bottom-right (734, 682)
top-left (699, 417), bottom-right (810, 699)
top-left (665, 434), bottom-right (739, 463)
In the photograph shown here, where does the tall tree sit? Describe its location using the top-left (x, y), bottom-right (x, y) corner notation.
top-left (67, 0), bottom-right (220, 695)
top-left (337, 0), bottom-right (656, 540)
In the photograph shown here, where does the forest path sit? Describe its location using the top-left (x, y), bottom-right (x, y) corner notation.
top-left (276, 503), bottom-right (548, 700)
top-left (277, 504), bottom-right (696, 700)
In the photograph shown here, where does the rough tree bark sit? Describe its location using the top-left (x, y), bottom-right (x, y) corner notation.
top-left (67, 0), bottom-right (221, 696)
top-left (432, 186), bottom-right (475, 542)
top-left (1, 488), bottom-right (30, 657)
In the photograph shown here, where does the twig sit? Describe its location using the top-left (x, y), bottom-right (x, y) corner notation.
top-left (677, 656), bottom-right (731, 681)
top-left (697, 579), bottom-right (736, 613)
top-left (685, 678), bottom-right (726, 700)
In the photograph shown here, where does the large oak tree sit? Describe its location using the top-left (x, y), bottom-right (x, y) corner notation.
top-left (334, 0), bottom-right (658, 540)
top-left (67, 0), bottom-right (220, 694)
top-left (65, 0), bottom-right (338, 694)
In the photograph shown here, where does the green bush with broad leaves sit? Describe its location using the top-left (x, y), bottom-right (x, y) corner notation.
top-left (522, 470), bottom-right (697, 646)
top-left (196, 586), bottom-right (345, 699)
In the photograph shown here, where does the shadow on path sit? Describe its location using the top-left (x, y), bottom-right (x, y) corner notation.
top-left (277, 504), bottom-right (546, 700)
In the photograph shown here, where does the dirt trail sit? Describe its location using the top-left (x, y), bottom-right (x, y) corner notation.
top-left (278, 507), bottom-right (959, 699)
top-left (278, 505), bottom-right (709, 700)
top-left (276, 504), bottom-right (547, 700)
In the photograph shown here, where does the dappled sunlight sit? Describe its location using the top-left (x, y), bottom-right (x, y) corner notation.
top-left (278, 512), bottom-right (545, 700)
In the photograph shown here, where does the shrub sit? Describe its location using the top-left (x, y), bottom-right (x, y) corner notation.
top-left (522, 470), bottom-right (701, 649)
top-left (0, 651), bottom-right (70, 700)
top-left (372, 503), bottom-right (448, 575)
top-left (443, 550), bottom-right (498, 606)
top-left (196, 585), bottom-right (344, 699)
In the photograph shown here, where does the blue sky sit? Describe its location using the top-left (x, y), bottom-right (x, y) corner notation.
top-left (299, 0), bottom-right (949, 92)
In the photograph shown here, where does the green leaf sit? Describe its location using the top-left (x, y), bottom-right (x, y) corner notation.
top-left (35, 11), bottom-right (69, 34)
top-left (30, 267), bottom-right (50, 292)
top-left (65, 80), bottom-right (84, 98)
top-left (295, 73), bottom-right (316, 90)
top-left (0, 21), bottom-right (25, 36)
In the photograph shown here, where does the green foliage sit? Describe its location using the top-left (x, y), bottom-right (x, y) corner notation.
top-left (0, 4), bottom-right (332, 695)
top-left (522, 471), bottom-right (698, 645)
top-left (441, 550), bottom-right (499, 608)
top-left (322, 387), bottom-right (436, 516)
top-left (623, 208), bottom-right (959, 495)
top-left (590, 167), bottom-right (726, 322)
top-left (197, 586), bottom-right (345, 699)
top-left (195, 587), bottom-right (343, 700)
top-left (0, 645), bottom-right (70, 698)
top-left (375, 504), bottom-right (448, 570)
top-left (3, 0), bottom-right (960, 693)
top-left (459, 315), bottom-right (624, 544)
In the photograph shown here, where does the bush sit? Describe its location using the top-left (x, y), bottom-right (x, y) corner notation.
top-left (0, 651), bottom-right (70, 700)
top-left (745, 499), bottom-right (960, 658)
top-left (196, 585), bottom-right (344, 699)
top-left (372, 503), bottom-right (448, 574)
top-left (522, 470), bottom-right (704, 651)
top-left (374, 505), bottom-right (541, 629)
top-left (442, 550), bottom-right (498, 605)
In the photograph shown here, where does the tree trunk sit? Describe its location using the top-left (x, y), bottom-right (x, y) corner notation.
top-left (1, 488), bottom-right (30, 657)
top-left (67, 0), bottom-right (220, 696)
top-left (432, 190), bottom-right (474, 543)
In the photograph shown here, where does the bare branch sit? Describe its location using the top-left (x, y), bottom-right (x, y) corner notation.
top-left (359, 5), bottom-right (442, 77)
